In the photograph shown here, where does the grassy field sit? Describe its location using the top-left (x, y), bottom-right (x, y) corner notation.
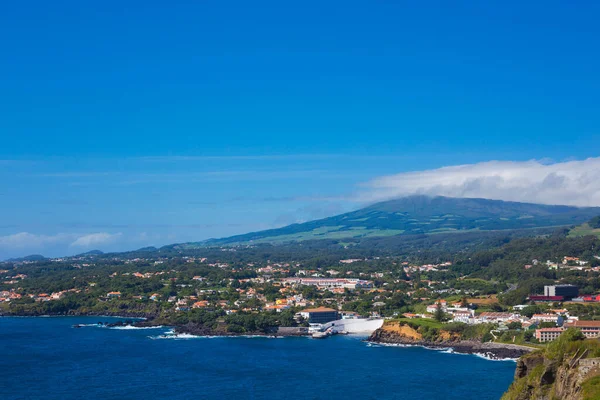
top-left (224, 226), bottom-right (407, 245)
top-left (467, 295), bottom-right (498, 305)
top-left (391, 317), bottom-right (444, 329)
top-left (569, 223), bottom-right (600, 239)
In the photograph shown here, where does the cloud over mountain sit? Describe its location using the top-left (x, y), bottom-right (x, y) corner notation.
top-left (362, 158), bottom-right (600, 207)
top-left (69, 232), bottom-right (122, 247)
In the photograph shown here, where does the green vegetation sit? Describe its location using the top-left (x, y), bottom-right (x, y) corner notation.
top-left (199, 196), bottom-right (600, 246)
top-left (394, 318), bottom-right (443, 330)
top-left (502, 362), bottom-right (546, 400)
top-left (569, 223), bottom-right (600, 239)
top-left (502, 329), bottom-right (600, 400)
top-left (2, 207), bottom-right (600, 345)
top-left (581, 376), bottom-right (600, 400)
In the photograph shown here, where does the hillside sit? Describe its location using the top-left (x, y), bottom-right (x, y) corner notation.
top-left (569, 216), bottom-right (600, 239)
top-left (185, 196), bottom-right (600, 247)
top-left (502, 329), bottom-right (600, 400)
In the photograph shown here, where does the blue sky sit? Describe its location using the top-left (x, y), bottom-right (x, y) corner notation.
top-left (1, 1), bottom-right (599, 258)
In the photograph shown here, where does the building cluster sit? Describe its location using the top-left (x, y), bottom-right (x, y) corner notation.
top-left (403, 262), bottom-right (452, 275)
top-left (280, 277), bottom-right (374, 291)
top-left (2, 273), bottom-right (27, 285)
top-left (539, 256), bottom-right (598, 272)
top-left (1, 288), bottom-right (84, 303)
top-left (536, 321), bottom-right (600, 342)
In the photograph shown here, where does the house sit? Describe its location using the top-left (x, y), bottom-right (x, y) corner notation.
top-left (582, 295), bottom-right (600, 302)
top-left (264, 304), bottom-right (290, 312)
top-left (298, 307), bottom-right (339, 324)
top-left (280, 277), bottom-right (374, 290)
top-left (564, 320), bottom-right (600, 338)
top-left (535, 327), bottom-right (564, 342)
top-left (451, 311), bottom-right (474, 324)
top-left (50, 292), bottom-right (65, 300)
top-left (107, 291), bottom-right (122, 299)
top-left (426, 301), bottom-right (447, 314)
top-left (531, 314), bottom-right (560, 324)
top-left (476, 312), bottom-right (516, 323)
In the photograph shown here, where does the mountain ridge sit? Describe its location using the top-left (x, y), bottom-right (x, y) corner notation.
top-left (180, 196), bottom-right (600, 247)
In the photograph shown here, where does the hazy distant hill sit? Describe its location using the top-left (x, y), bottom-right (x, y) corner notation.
top-left (179, 196), bottom-right (600, 247)
top-left (6, 254), bottom-right (47, 262)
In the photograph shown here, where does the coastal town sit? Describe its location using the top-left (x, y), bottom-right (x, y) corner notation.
top-left (2, 237), bottom-right (600, 345)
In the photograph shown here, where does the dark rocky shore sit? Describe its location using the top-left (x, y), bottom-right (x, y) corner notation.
top-left (2, 311), bottom-right (311, 337)
top-left (368, 327), bottom-right (534, 359)
top-left (0, 309), bottom-right (157, 319)
top-left (174, 323), bottom-right (309, 337)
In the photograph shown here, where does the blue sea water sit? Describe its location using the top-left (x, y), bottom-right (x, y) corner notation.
top-left (1, 317), bottom-right (516, 400)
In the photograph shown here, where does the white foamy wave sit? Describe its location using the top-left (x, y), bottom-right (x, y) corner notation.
top-left (109, 325), bottom-right (164, 330)
top-left (149, 333), bottom-right (206, 340)
top-left (365, 342), bottom-right (517, 362)
top-left (473, 352), bottom-right (517, 362)
top-left (437, 348), bottom-right (455, 354)
top-left (366, 341), bottom-right (414, 348)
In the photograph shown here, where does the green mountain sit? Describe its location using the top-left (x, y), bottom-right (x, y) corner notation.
top-left (183, 196), bottom-right (600, 247)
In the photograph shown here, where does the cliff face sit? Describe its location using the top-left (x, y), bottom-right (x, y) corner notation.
top-left (368, 321), bottom-right (532, 359)
top-left (503, 352), bottom-right (600, 400)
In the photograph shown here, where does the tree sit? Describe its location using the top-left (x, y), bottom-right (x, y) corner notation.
top-left (460, 297), bottom-right (469, 308)
top-left (507, 321), bottom-right (522, 330)
top-left (434, 303), bottom-right (446, 322)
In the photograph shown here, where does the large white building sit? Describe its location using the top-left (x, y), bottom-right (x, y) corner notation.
top-left (531, 314), bottom-right (560, 324)
top-left (564, 320), bottom-right (600, 338)
top-left (535, 328), bottom-right (564, 342)
top-left (281, 277), bottom-right (373, 290)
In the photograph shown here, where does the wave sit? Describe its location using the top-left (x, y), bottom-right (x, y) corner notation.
top-left (149, 332), bottom-right (207, 340)
top-left (472, 352), bottom-right (517, 362)
top-left (147, 331), bottom-right (285, 340)
top-left (109, 325), bottom-right (163, 330)
top-left (365, 341), bottom-right (517, 362)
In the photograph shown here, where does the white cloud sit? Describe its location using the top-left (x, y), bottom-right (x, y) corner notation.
top-left (361, 157), bottom-right (600, 207)
top-left (0, 232), bottom-right (123, 259)
top-left (70, 232), bottom-right (122, 248)
top-left (0, 232), bottom-right (72, 249)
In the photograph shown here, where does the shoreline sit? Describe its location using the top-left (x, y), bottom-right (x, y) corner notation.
top-left (365, 339), bottom-right (529, 361)
top-left (368, 329), bottom-right (535, 360)
top-left (4, 314), bottom-right (529, 363)
top-left (1, 313), bottom-right (310, 338)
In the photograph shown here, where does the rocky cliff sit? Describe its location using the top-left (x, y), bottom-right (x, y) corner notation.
top-left (502, 330), bottom-right (600, 400)
top-left (368, 320), bottom-right (533, 359)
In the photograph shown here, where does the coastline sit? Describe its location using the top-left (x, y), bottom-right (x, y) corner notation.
top-left (367, 328), bottom-right (534, 359)
top-left (0, 309), bottom-right (157, 319)
top-left (1, 313), bottom-right (535, 358)
top-left (0, 312), bottom-right (310, 338)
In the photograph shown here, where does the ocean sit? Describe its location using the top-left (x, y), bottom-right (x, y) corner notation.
top-left (0, 317), bottom-right (515, 400)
